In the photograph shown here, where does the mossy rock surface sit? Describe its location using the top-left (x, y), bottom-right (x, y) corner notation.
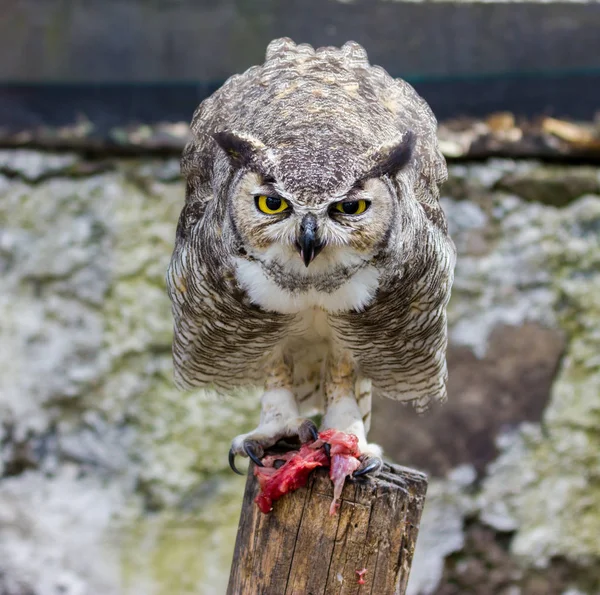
top-left (1, 153), bottom-right (599, 594)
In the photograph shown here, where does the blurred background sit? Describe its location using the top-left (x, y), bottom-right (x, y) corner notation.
top-left (1, 1), bottom-right (599, 594)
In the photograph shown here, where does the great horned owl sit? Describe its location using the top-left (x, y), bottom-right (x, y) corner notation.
top-left (167, 38), bottom-right (455, 475)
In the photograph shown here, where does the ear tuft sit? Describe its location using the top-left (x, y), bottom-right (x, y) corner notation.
top-left (363, 131), bottom-right (416, 180)
top-left (212, 130), bottom-right (265, 169)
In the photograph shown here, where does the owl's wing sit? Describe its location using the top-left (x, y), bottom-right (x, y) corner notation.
top-left (342, 59), bottom-right (455, 412)
top-left (167, 217), bottom-right (296, 392)
top-left (331, 222), bottom-right (456, 414)
top-left (333, 283), bottom-right (453, 414)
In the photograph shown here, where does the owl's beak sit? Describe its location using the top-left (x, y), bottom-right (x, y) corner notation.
top-left (297, 213), bottom-right (324, 267)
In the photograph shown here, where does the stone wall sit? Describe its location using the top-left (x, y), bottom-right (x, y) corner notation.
top-left (0, 150), bottom-right (599, 594)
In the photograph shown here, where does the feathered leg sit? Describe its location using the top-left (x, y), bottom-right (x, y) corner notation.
top-left (228, 353), bottom-right (318, 474)
top-left (321, 350), bottom-right (383, 476)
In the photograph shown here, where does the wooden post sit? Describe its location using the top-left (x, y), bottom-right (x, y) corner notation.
top-left (227, 462), bottom-right (428, 595)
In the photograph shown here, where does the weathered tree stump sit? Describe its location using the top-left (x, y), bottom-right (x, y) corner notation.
top-left (227, 462), bottom-right (428, 595)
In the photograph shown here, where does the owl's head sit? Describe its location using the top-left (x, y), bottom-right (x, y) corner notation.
top-left (212, 129), bottom-right (416, 276)
top-left (179, 39), bottom-right (448, 313)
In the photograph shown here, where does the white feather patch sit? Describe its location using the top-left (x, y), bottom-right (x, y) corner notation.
top-left (233, 258), bottom-right (380, 314)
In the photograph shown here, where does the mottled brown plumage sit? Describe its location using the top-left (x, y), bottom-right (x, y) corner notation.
top-left (167, 38), bottom-right (456, 469)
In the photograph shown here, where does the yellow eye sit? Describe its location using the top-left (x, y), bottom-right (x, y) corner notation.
top-left (335, 199), bottom-right (369, 215)
top-left (256, 195), bottom-right (289, 214)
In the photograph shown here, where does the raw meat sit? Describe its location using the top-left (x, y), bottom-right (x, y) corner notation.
top-left (254, 444), bottom-right (328, 513)
top-left (253, 429), bottom-right (362, 515)
top-left (317, 429), bottom-right (362, 514)
top-left (356, 568), bottom-right (368, 585)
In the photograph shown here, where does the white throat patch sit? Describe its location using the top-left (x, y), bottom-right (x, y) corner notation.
top-left (233, 257), bottom-right (380, 314)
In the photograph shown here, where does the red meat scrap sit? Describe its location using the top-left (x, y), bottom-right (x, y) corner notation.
top-left (328, 449), bottom-right (361, 514)
top-left (356, 568), bottom-right (368, 585)
top-left (315, 429), bottom-right (361, 514)
top-left (253, 429), bottom-right (362, 515)
top-left (254, 443), bottom-right (328, 513)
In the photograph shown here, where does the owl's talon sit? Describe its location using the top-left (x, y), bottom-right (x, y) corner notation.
top-left (353, 455), bottom-right (383, 478)
top-left (299, 419), bottom-right (319, 443)
top-left (228, 449), bottom-right (244, 475)
top-left (323, 442), bottom-right (331, 459)
top-left (244, 441), bottom-right (265, 467)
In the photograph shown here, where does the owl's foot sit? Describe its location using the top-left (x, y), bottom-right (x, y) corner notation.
top-left (353, 454), bottom-right (383, 477)
top-left (353, 441), bottom-right (383, 477)
top-left (228, 418), bottom-right (319, 475)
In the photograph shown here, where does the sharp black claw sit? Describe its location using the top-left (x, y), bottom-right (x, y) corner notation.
top-left (229, 449), bottom-right (243, 475)
top-left (323, 442), bottom-right (331, 459)
top-left (353, 458), bottom-right (382, 478)
top-left (299, 419), bottom-right (320, 443)
top-left (244, 442), bottom-right (264, 467)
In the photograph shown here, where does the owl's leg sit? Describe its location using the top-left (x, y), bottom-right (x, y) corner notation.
top-left (228, 354), bottom-right (319, 474)
top-left (321, 350), bottom-right (383, 476)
